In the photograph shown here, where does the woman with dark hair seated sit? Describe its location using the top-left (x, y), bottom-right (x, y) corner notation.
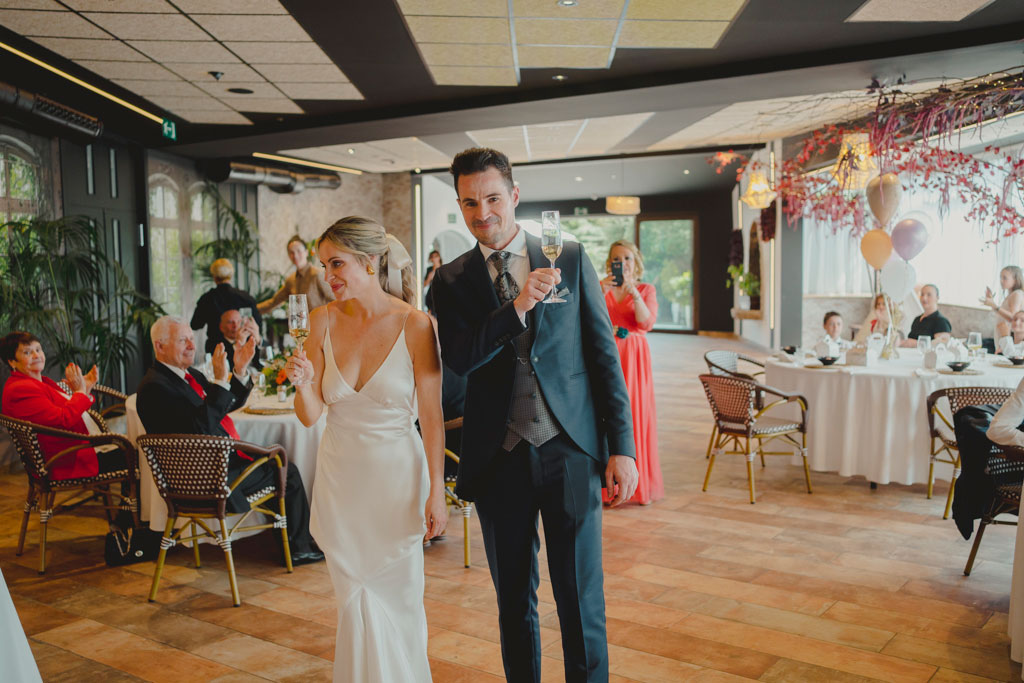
top-left (0, 331), bottom-right (125, 480)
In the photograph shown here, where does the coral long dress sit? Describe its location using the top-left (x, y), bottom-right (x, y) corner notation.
top-left (604, 283), bottom-right (663, 505)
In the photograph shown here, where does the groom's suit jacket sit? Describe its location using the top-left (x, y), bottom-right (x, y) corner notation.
top-left (431, 232), bottom-right (635, 500)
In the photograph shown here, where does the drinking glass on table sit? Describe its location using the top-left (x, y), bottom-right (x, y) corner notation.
top-left (967, 331), bottom-right (983, 356)
top-left (288, 294), bottom-right (310, 384)
top-left (916, 336), bottom-right (932, 353)
top-left (540, 210), bottom-right (566, 304)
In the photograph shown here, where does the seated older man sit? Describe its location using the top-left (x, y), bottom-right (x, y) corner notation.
top-left (219, 309), bottom-right (263, 370)
top-left (900, 284), bottom-right (952, 347)
top-left (136, 316), bottom-right (322, 566)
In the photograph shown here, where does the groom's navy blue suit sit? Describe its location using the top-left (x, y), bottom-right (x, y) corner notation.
top-left (431, 231), bottom-right (634, 682)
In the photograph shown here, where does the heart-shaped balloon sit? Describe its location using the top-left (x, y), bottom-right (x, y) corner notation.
top-left (866, 173), bottom-right (901, 227)
top-left (880, 256), bottom-right (917, 298)
top-left (891, 218), bottom-right (929, 260)
top-left (859, 229), bottom-right (892, 270)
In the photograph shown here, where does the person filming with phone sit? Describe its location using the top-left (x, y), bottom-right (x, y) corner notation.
top-left (600, 239), bottom-right (663, 506)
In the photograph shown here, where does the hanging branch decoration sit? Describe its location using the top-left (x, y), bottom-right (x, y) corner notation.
top-left (759, 201), bottom-right (777, 241)
top-left (708, 68), bottom-right (1024, 239)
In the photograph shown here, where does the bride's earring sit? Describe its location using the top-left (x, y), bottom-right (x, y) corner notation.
top-left (367, 265), bottom-right (375, 275)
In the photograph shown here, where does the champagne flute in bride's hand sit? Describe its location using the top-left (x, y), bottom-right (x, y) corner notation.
top-left (540, 210), bottom-right (565, 304)
top-left (288, 294), bottom-right (310, 385)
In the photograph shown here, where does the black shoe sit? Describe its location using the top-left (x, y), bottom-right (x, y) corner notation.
top-left (290, 550), bottom-right (325, 566)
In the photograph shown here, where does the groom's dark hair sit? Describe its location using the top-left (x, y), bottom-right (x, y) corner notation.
top-left (450, 147), bottom-right (514, 196)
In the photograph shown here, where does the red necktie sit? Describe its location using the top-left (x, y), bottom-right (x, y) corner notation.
top-left (184, 371), bottom-right (252, 461)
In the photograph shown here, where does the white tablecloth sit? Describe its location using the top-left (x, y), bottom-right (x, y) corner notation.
top-left (0, 567), bottom-right (42, 682)
top-left (126, 394), bottom-right (325, 533)
top-left (765, 351), bottom-right (1023, 485)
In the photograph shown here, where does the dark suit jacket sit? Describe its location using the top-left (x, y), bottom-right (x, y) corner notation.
top-left (136, 362), bottom-right (251, 440)
top-left (190, 283), bottom-right (262, 353)
top-left (431, 232), bottom-right (635, 500)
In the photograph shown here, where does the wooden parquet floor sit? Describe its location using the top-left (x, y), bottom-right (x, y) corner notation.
top-left (1, 333), bottom-right (1020, 682)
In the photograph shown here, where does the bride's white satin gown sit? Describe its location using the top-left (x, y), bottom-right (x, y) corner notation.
top-left (310, 319), bottom-right (431, 682)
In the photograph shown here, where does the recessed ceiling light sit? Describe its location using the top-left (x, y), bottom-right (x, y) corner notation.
top-left (227, 87), bottom-right (254, 94)
top-left (414, 167), bottom-right (421, 173)
top-left (552, 74), bottom-right (567, 82)
top-left (574, 176), bottom-right (583, 182)
top-left (610, 174), bottom-right (616, 179)
top-left (557, 0), bottom-right (578, 6)
top-left (347, 148), bottom-right (355, 154)
top-left (684, 169), bottom-right (690, 175)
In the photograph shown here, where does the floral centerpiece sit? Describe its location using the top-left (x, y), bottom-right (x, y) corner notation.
top-left (260, 352), bottom-right (295, 397)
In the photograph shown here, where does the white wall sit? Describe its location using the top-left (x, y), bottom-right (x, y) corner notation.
top-left (421, 174), bottom-right (474, 268)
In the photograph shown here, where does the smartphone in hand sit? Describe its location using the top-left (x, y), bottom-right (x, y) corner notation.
top-left (611, 261), bottom-right (624, 286)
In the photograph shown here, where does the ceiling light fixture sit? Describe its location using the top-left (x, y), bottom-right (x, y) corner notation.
top-left (414, 167), bottom-right (421, 173)
top-left (0, 40), bottom-right (163, 124)
top-left (831, 132), bottom-right (877, 190)
top-left (227, 87), bottom-right (254, 94)
top-left (252, 152), bottom-right (363, 175)
top-left (557, 0), bottom-right (579, 6)
top-left (606, 196), bottom-right (641, 215)
top-left (347, 148), bottom-right (355, 154)
top-left (552, 74), bottom-right (567, 81)
top-left (684, 169), bottom-right (690, 175)
top-left (740, 170), bottom-right (776, 209)
top-left (574, 176), bottom-right (583, 182)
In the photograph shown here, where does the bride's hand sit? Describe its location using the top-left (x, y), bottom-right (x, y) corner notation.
top-left (285, 346), bottom-right (314, 386)
top-left (424, 490), bottom-right (448, 539)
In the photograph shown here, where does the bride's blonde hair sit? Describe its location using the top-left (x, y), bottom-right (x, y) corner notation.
top-left (317, 216), bottom-right (415, 304)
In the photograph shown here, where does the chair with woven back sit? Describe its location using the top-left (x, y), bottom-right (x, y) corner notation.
top-left (703, 350), bottom-right (767, 460)
top-left (926, 386), bottom-right (1015, 519)
top-left (443, 417), bottom-right (472, 568)
top-left (0, 413), bottom-right (138, 574)
top-left (698, 373), bottom-right (812, 504)
top-left (57, 381), bottom-right (128, 421)
top-left (963, 442), bottom-right (1024, 576)
top-left (136, 433), bottom-right (293, 607)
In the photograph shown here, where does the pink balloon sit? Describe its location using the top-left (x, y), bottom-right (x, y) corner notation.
top-left (891, 218), bottom-right (928, 260)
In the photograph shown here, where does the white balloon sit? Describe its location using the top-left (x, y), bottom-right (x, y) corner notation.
top-left (879, 257), bottom-right (917, 298)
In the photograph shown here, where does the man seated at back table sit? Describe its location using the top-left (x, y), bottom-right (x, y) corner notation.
top-left (136, 315), bottom-right (322, 566)
top-left (219, 309), bottom-right (263, 370)
top-left (900, 283), bottom-right (952, 347)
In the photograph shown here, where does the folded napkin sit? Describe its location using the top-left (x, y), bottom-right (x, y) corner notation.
top-left (772, 351), bottom-right (797, 363)
top-left (803, 359), bottom-right (824, 368)
top-left (914, 368), bottom-right (938, 378)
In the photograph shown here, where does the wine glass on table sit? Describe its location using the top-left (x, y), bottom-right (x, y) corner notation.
top-left (916, 335), bottom-right (931, 353)
top-left (540, 210), bottom-right (566, 304)
top-left (967, 331), bottom-right (983, 359)
top-left (288, 294), bottom-right (310, 385)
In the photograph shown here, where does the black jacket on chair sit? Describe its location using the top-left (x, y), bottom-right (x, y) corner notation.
top-left (430, 233), bottom-right (635, 501)
top-left (136, 362), bottom-right (250, 438)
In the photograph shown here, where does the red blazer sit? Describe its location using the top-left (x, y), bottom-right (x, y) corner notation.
top-left (1, 371), bottom-right (98, 480)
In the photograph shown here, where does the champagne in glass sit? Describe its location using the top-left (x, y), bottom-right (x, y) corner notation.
top-left (540, 210), bottom-right (565, 304)
top-left (967, 331), bottom-right (983, 353)
top-left (287, 295), bottom-right (310, 384)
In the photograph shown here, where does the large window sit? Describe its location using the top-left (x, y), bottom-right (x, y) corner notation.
top-left (561, 214), bottom-right (632, 275)
top-left (0, 143), bottom-right (40, 222)
top-left (638, 218), bottom-right (695, 330)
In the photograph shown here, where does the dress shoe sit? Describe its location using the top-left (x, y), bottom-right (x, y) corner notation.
top-left (290, 550), bottom-right (325, 566)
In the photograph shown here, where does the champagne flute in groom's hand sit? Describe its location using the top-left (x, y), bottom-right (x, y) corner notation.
top-left (541, 211), bottom-right (566, 304)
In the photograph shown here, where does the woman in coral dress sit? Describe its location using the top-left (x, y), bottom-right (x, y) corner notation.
top-left (601, 240), bottom-right (663, 505)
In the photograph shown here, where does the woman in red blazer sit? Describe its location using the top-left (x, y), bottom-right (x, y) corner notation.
top-left (1, 331), bottom-right (123, 480)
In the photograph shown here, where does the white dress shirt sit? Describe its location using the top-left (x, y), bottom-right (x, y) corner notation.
top-left (987, 375), bottom-right (1024, 448)
top-left (478, 226), bottom-right (529, 324)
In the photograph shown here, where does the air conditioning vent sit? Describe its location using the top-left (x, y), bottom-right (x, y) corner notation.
top-left (0, 82), bottom-right (102, 138)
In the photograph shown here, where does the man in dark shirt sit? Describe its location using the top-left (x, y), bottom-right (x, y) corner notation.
top-left (191, 258), bottom-right (262, 353)
top-left (902, 283), bottom-right (952, 346)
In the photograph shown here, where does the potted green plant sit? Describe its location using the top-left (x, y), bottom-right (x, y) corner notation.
top-left (726, 264), bottom-right (761, 310)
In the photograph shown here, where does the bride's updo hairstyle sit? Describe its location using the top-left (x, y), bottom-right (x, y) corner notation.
top-left (317, 216), bottom-right (415, 304)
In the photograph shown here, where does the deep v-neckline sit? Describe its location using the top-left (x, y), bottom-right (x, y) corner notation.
top-left (327, 311), bottom-right (408, 394)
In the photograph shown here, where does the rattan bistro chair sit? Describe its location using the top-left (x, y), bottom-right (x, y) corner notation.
top-left (0, 413), bottom-right (138, 574)
top-left (698, 374), bottom-right (812, 504)
top-left (964, 443), bottom-right (1024, 576)
top-left (703, 350), bottom-right (767, 460)
top-left (136, 434), bottom-right (293, 607)
top-left (443, 417), bottom-right (472, 568)
top-left (926, 386), bottom-right (1014, 519)
top-left (56, 381), bottom-right (128, 421)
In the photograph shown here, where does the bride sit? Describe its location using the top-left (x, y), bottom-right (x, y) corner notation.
top-left (286, 216), bottom-right (447, 682)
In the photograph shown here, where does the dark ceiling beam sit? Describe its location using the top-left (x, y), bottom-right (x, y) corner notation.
top-left (609, 105), bottom-right (729, 153)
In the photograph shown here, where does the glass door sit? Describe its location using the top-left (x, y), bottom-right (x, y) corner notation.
top-left (637, 218), bottom-right (695, 331)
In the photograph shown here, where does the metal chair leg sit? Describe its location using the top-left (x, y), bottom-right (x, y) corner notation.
top-left (191, 521), bottom-right (202, 568)
top-left (220, 518), bottom-right (241, 607)
top-left (705, 425), bottom-right (717, 460)
top-left (943, 454), bottom-right (961, 520)
top-left (964, 517), bottom-right (988, 576)
top-left (745, 440), bottom-right (756, 504)
top-left (279, 495), bottom-right (293, 573)
top-left (38, 491), bottom-right (55, 574)
top-left (802, 434), bottom-right (812, 494)
top-left (16, 484), bottom-right (35, 557)
top-left (927, 457), bottom-right (935, 499)
top-left (462, 504), bottom-right (472, 569)
top-left (149, 517), bottom-right (177, 603)
top-left (702, 434), bottom-right (719, 492)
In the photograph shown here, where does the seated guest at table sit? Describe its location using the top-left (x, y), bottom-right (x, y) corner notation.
top-left (191, 259), bottom-right (262, 354)
top-left (218, 309), bottom-right (263, 369)
top-left (997, 311), bottom-right (1024, 356)
top-left (900, 284), bottom-right (952, 347)
top-left (1, 331), bottom-right (125, 480)
top-left (257, 235), bottom-right (333, 314)
top-left (982, 265), bottom-right (1024, 339)
top-left (136, 316), bottom-right (322, 565)
top-left (854, 294), bottom-right (891, 343)
top-left (821, 311), bottom-right (853, 350)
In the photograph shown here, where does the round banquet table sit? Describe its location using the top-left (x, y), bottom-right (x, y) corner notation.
top-left (764, 351), bottom-right (1024, 485)
top-left (126, 394), bottom-right (325, 534)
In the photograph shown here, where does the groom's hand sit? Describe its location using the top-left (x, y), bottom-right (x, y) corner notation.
top-left (514, 268), bottom-right (561, 317)
top-left (605, 455), bottom-right (639, 507)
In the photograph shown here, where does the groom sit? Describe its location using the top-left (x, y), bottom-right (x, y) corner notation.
top-left (431, 147), bottom-right (637, 682)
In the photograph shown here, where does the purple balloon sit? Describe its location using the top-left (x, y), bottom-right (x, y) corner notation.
top-left (891, 218), bottom-right (928, 260)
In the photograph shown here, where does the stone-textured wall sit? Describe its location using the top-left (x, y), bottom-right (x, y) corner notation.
top-left (257, 172), bottom-right (384, 275)
top-left (803, 295), bottom-right (994, 348)
top-left (381, 172), bottom-right (412, 251)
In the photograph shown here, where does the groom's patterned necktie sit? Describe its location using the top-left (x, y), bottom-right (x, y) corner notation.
top-left (487, 250), bottom-right (560, 451)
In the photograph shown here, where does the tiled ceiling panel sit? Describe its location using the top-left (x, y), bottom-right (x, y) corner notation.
top-left (417, 43), bottom-right (514, 68)
top-left (396, 0), bottom-right (507, 17)
top-left (617, 20), bottom-right (730, 49)
top-left (280, 137), bottom-right (452, 173)
top-left (404, 16), bottom-right (510, 44)
top-left (514, 0), bottom-right (624, 19)
top-left (518, 45), bottom-right (610, 69)
top-left (847, 0), bottom-right (996, 22)
top-left (9, 0), bottom-right (364, 124)
top-left (515, 18), bottom-right (618, 45)
top-left (626, 0), bottom-right (747, 21)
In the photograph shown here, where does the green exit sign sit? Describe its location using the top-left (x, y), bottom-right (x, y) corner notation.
top-left (161, 119), bottom-right (176, 140)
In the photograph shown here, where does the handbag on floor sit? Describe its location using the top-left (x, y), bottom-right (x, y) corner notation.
top-left (104, 510), bottom-right (161, 566)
